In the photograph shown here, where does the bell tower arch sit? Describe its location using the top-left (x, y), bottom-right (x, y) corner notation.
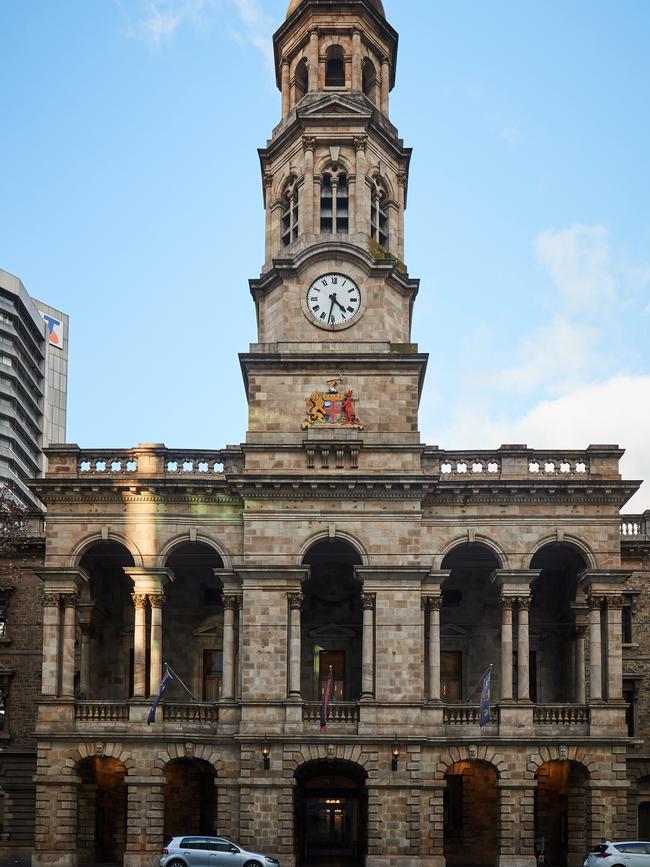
top-left (241, 0), bottom-right (427, 459)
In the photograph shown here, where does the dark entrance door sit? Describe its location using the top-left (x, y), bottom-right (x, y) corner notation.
top-left (294, 760), bottom-right (367, 865)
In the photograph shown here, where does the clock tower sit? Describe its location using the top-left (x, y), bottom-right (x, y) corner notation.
top-left (241, 0), bottom-right (427, 468)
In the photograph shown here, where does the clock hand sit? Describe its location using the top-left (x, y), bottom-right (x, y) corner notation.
top-left (327, 297), bottom-right (335, 323)
top-left (330, 293), bottom-right (347, 312)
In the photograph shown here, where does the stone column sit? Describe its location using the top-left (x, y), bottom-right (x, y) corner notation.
top-left (424, 596), bottom-right (442, 702)
top-left (397, 173), bottom-right (406, 261)
top-left (500, 595), bottom-right (514, 701)
top-left (79, 622), bottom-right (92, 698)
top-left (221, 595), bottom-right (239, 702)
top-left (287, 592), bottom-right (304, 698)
top-left (41, 592), bottom-right (61, 696)
top-left (380, 57), bottom-right (390, 114)
top-left (361, 592), bottom-right (376, 698)
top-left (588, 596), bottom-right (603, 701)
top-left (386, 200), bottom-right (398, 254)
top-left (263, 172), bottom-right (274, 264)
top-left (352, 29), bottom-right (362, 91)
top-left (517, 597), bottom-right (531, 702)
top-left (575, 624), bottom-right (587, 704)
top-left (281, 59), bottom-right (290, 119)
top-left (302, 137), bottom-right (316, 235)
top-left (354, 136), bottom-right (368, 237)
top-left (331, 178), bottom-right (338, 233)
top-left (308, 30), bottom-right (319, 92)
top-left (60, 593), bottom-right (79, 697)
top-left (148, 592), bottom-right (165, 696)
top-left (132, 593), bottom-right (148, 698)
top-left (606, 596), bottom-right (624, 700)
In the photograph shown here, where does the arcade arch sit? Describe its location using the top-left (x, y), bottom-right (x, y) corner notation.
top-left (301, 538), bottom-right (363, 703)
top-left (163, 542), bottom-right (225, 701)
top-left (164, 758), bottom-right (217, 840)
top-left (294, 760), bottom-right (367, 865)
top-left (529, 542), bottom-right (588, 703)
top-left (76, 757), bottom-right (127, 864)
top-left (444, 760), bottom-right (498, 867)
top-left (439, 543), bottom-right (501, 703)
top-left (534, 760), bottom-right (590, 867)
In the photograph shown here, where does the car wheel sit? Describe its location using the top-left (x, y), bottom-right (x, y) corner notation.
top-left (167, 860), bottom-right (186, 867)
top-left (244, 861), bottom-right (262, 867)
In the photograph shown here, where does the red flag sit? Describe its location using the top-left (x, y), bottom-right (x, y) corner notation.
top-left (320, 666), bottom-right (334, 732)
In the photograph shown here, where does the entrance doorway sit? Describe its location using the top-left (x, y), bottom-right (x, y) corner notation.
top-left (294, 760), bottom-right (367, 865)
top-left (444, 760), bottom-right (498, 867)
top-left (77, 757), bottom-right (127, 864)
top-left (164, 758), bottom-right (217, 840)
top-left (535, 761), bottom-right (589, 867)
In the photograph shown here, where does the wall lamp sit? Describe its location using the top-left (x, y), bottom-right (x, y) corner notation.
top-left (261, 736), bottom-right (271, 770)
top-left (391, 736), bottom-right (401, 772)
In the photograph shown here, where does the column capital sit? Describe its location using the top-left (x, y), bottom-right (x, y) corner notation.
top-left (588, 594), bottom-right (606, 610)
top-left (353, 135), bottom-right (368, 153)
top-left (516, 596), bottom-right (532, 611)
top-left (124, 567), bottom-right (174, 594)
top-left (575, 624), bottom-right (588, 638)
top-left (61, 592), bottom-right (80, 608)
top-left (422, 596), bottom-right (442, 612)
top-left (606, 595), bottom-right (625, 609)
top-left (43, 591), bottom-right (61, 608)
top-left (263, 171), bottom-right (274, 189)
top-left (397, 171), bottom-right (407, 189)
top-left (303, 136), bottom-right (317, 153)
top-left (499, 594), bottom-right (514, 610)
top-left (361, 592), bottom-right (376, 610)
top-left (287, 591), bottom-right (304, 610)
top-left (281, 57), bottom-right (290, 68)
top-left (222, 594), bottom-right (241, 611)
top-left (148, 592), bottom-right (166, 609)
top-left (131, 593), bottom-right (148, 610)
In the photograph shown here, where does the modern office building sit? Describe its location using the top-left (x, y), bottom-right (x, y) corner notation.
top-left (0, 268), bottom-right (68, 506)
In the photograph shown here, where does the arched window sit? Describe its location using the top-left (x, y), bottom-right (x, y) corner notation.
top-left (370, 180), bottom-right (388, 248)
top-left (325, 45), bottom-right (345, 88)
top-left (320, 171), bottom-right (349, 234)
top-left (362, 59), bottom-right (378, 104)
top-left (295, 58), bottom-right (308, 102)
top-left (282, 177), bottom-right (299, 246)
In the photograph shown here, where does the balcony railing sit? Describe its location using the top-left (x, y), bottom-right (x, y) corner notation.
top-left (75, 702), bottom-right (129, 723)
top-left (533, 704), bottom-right (589, 725)
top-left (621, 513), bottom-right (649, 538)
top-left (303, 702), bottom-right (360, 724)
top-left (162, 703), bottom-right (219, 724)
top-left (443, 705), bottom-right (500, 725)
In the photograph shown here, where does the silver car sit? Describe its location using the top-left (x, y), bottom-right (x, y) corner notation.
top-left (161, 837), bottom-right (279, 867)
top-left (584, 842), bottom-right (650, 867)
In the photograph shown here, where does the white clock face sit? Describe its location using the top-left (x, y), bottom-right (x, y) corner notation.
top-left (306, 273), bottom-right (361, 328)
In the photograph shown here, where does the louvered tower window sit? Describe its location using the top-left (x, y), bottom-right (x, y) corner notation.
top-left (371, 184), bottom-right (388, 248)
top-left (282, 178), bottom-right (299, 246)
top-left (320, 172), bottom-right (349, 234)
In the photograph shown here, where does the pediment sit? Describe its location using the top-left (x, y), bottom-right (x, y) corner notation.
top-left (309, 622), bottom-right (357, 640)
top-left (298, 94), bottom-right (373, 120)
top-left (192, 617), bottom-right (224, 638)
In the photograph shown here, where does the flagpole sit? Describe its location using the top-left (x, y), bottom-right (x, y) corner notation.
top-left (465, 663), bottom-right (493, 703)
top-left (164, 662), bottom-right (197, 702)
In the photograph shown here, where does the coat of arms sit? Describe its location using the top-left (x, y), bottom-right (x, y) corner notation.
top-left (301, 377), bottom-right (366, 430)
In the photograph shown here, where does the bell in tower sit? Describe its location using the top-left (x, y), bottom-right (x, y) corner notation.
top-left (244, 0), bottom-right (427, 448)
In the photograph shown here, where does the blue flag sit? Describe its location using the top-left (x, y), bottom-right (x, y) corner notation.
top-left (479, 667), bottom-right (492, 727)
top-left (147, 668), bottom-right (173, 725)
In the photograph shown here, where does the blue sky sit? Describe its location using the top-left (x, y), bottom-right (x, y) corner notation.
top-left (1, 0), bottom-right (649, 511)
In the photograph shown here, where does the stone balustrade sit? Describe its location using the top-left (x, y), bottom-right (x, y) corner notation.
top-left (75, 702), bottom-right (130, 723)
top-left (620, 512), bottom-right (649, 538)
top-left (443, 705), bottom-right (500, 725)
top-left (533, 704), bottom-right (589, 726)
top-left (425, 444), bottom-right (624, 480)
top-left (162, 703), bottom-right (220, 724)
top-left (44, 444), bottom-right (240, 477)
top-left (302, 702), bottom-right (360, 724)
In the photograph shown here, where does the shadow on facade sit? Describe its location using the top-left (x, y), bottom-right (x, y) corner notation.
top-left (76, 757), bottom-right (127, 864)
top-left (294, 760), bottom-right (367, 865)
top-left (301, 540), bottom-right (363, 702)
top-left (535, 760), bottom-right (590, 867)
top-left (164, 543), bottom-right (225, 701)
top-left (164, 758), bottom-right (217, 840)
top-left (444, 759), bottom-right (498, 867)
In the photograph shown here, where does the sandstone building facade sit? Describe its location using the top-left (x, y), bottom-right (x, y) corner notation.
top-left (15, 2), bottom-right (650, 867)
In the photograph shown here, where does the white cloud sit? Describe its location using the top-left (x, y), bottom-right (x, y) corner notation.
top-left (130, 0), bottom-right (212, 44)
top-left (126, 0), bottom-right (273, 68)
top-left (431, 374), bottom-right (650, 513)
top-left (535, 224), bottom-right (616, 307)
top-left (496, 318), bottom-right (599, 396)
